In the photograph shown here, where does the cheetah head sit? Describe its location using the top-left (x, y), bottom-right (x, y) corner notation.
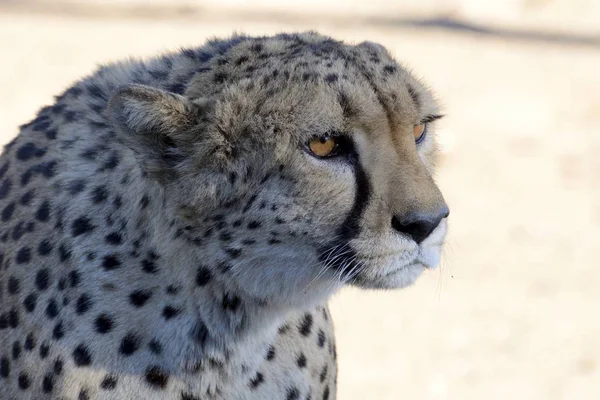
top-left (108, 33), bottom-right (448, 308)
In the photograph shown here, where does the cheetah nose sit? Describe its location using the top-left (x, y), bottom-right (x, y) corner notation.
top-left (391, 206), bottom-right (449, 244)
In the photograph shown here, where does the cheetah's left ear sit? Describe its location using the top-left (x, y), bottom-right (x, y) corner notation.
top-left (107, 84), bottom-right (212, 181)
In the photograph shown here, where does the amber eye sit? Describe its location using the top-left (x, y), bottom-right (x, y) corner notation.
top-left (413, 123), bottom-right (427, 143)
top-left (306, 134), bottom-right (353, 159)
top-left (308, 136), bottom-right (338, 157)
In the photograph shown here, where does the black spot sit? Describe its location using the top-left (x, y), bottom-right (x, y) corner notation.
top-left (102, 255), bottom-right (121, 270)
top-left (139, 195), bottom-right (150, 210)
top-left (35, 200), bottom-right (50, 222)
top-left (181, 392), bottom-right (202, 400)
top-left (247, 221), bottom-right (261, 229)
top-left (101, 152), bottom-right (119, 171)
top-left (249, 372), bottom-right (264, 388)
top-left (299, 313), bottom-right (313, 336)
top-left (52, 321), bottom-right (64, 340)
top-left (0, 314), bottom-right (7, 329)
top-left (16, 142), bottom-right (46, 161)
top-left (45, 299), bottom-right (59, 319)
top-left (71, 216), bottom-right (95, 236)
top-left (383, 64), bottom-right (397, 74)
top-left (168, 83), bottom-right (186, 95)
top-left (22, 293), bottom-right (37, 314)
top-left (242, 194), bottom-right (258, 213)
top-left (91, 186), bottom-right (108, 204)
top-left (325, 73), bottom-right (338, 83)
top-left (407, 85), bottom-right (420, 108)
top-left (266, 345), bottom-right (275, 361)
top-left (42, 373), bottom-right (54, 393)
top-left (322, 386), bottom-right (330, 400)
top-left (141, 259), bottom-right (158, 274)
top-left (38, 239), bottom-right (53, 255)
top-left (11, 221), bottom-right (25, 241)
top-left (193, 266), bottom-right (211, 287)
top-left (95, 314), bottom-right (114, 334)
top-left (113, 196), bottom-right (122, 209)
top-left (130, 290), bottom-right (152, 307)
top-left (286, 387), bottom-right (300, 400)
top-left (268, 238), bottom-right (281, 244)
top-left (7, 276), bottom-right (20, 295)
top-left (0, 178), bottom-right (11, 200)
top-left (105, 232), bottom-right (122, 245)
top-left (12, 341), bottom-right (21, 359)
top-left (46, 129), bottom-right (57, 140)
top-left (320, 365), bottom-right (328, 382)
top-left (75, 294), bottom-right (92, 314)
top-left (79, 389), bottom-right (90, 400)
top-left (297, 353), bottom-right (307, 368)
top-left (166, 285), bottom-right (179, 295)
top-left (15, 247), bottom-right (31, 264)
top-left (20, 189), bottom-right (34, 205)
top-left (100, 374), bottom-right (118, 390)
top-left (317, 330), bottom-right (326, 347)
top-left (214, 72), bottom-right (228, 84)
top-left (18, 372), bottom-right (30, 389)
top-left (36, 269), bottom-right (51, 291)
top-left (222, 294), bottom-right (241, 311)
top-left (54, 358), bottom-right (63, 375)
top-left (8, 309), bottom-right (19, 328)
top-left (1, 202), bottom-right (15, 221)
top-left (219, 231), bottom-right (232, 241)
top-left (67, 179), bottom-right (86, 195)
top-left (195, 322), bottom-right (209, 347)
top-left (225, 247), bottom-right (242, 258)
top-left (69, 270), bottom-right (81, 287)
top-left (39, 342), bottom-right (49, 359)
top-left (145, 366), bottom-right (169, 389)
top-left (24, 333), bottom-right (36, 351)
top-left (0, 356), bottom-right (9, 378)
top-left (162, 306), bottom-right (181, 320)
top-left (279, 324), bottom-right (290, 334)
top-left (59, 244), bottom-right (72, 262)
top-left (148, 339), bottom-right (163, 355)
top-left (0, 162), bottom-right (8, 180)
top-left (72, 344), bottom-right (92, 366)
top-left (119, 333), bottom-right (140, 356)
top-left (20, 160), bottom-right (57, 185)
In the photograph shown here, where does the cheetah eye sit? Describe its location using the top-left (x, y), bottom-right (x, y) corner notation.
top-left (306, 134), bottom-right (353, 159)
top-left (413, 123), bottom-right (427, 144)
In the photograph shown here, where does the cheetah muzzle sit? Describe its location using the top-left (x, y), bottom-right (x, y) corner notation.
top-left (0, 32), bottom-right (449, 400)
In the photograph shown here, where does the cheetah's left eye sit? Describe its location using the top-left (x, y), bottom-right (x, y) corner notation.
top-left (306, 134), bottom-right (353, 159)
top-left (413, 123), bottom-right (427, 144)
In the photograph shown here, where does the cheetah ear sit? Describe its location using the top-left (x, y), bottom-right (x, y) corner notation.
top-left (107, 84), bottom-right (209, 181)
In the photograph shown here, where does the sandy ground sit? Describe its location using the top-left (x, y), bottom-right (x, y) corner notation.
top-left (1, 6), bottom-right (599, 400)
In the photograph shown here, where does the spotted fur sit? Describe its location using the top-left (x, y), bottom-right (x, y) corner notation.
top-left (0, 32), bottom-right (448, 399)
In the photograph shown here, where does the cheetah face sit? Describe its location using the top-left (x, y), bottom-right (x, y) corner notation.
top-left (108, 35), bottom-right (448, 306)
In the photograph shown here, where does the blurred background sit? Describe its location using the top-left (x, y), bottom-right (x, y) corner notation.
top-left (1, 0), bottom-right (599, 398)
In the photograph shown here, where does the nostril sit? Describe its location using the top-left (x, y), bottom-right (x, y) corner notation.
top-left (390, 215), bottom-right (405, 233)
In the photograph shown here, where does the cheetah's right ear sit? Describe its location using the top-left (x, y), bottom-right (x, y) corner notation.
top-left (107, 84), bottom-right (212, 182)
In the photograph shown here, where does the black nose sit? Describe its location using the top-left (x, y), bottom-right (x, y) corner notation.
top-left (391, 207), bottom-right (449, 244)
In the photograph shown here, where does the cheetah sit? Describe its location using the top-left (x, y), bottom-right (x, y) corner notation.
top-left (0, 32), bottom-right (449, 399)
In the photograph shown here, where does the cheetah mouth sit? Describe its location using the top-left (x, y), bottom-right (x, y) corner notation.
top-left (343, 243), bottom-right (444, 289)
